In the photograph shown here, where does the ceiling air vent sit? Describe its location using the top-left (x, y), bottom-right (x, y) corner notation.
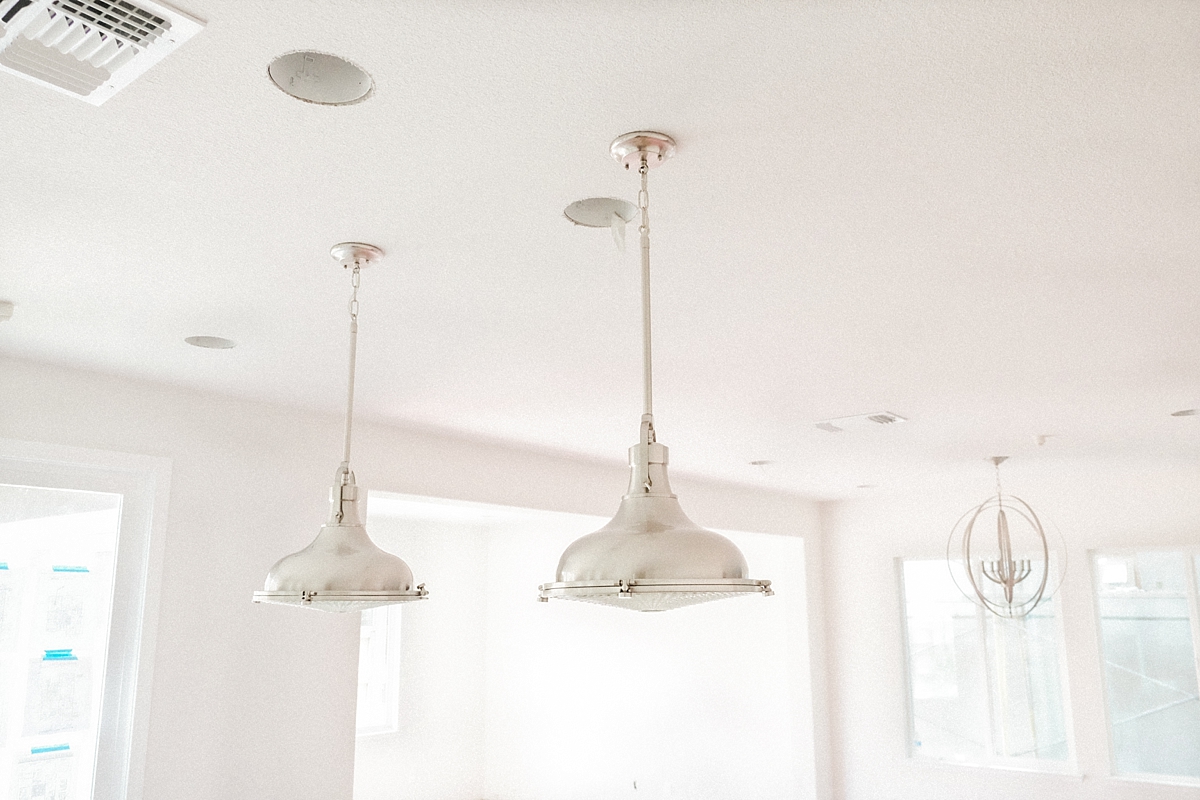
top-left (0, 0), bottom-right (202, 105)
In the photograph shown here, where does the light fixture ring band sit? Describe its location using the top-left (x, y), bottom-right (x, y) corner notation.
top-left (539, 578), bottom-right (772, 595)
top-left (253, 588), bottom-right (429, 611)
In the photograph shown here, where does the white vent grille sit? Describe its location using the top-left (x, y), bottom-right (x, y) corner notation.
top-left (51, 0), bottom-right (169, 46)
top-left (0, 0), bottom-right (201, 104)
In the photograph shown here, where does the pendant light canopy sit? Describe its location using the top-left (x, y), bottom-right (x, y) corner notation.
top-left (947, 456), bottom-right (1064, 618)
top-left (538, 132), bottom-right (773, 612)
top-left (253, 243), bottom-right (428, 612)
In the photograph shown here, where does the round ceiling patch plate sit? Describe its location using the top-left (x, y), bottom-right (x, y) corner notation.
top-left (563, 197), bottom-right (638, 228)
top-left (268, 51), bottom-right (373, 106)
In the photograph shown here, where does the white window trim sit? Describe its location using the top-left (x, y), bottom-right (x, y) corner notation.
top-left (896, 556), bottom-right (1080, 776)
top-left (1090, 547), bottom-right (1200, 788)
top-left (0, 438), bottom-right (171, 800)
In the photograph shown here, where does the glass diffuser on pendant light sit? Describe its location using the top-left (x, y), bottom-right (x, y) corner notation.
top-left (947, 456), bottom-right (1064, 618)
top-left (539, 132), bottom-right (773, 612)
top-left (253, 243), bottom-right (428, 612)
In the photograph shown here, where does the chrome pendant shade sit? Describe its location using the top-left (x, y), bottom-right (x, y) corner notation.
top-left (539, 132), bottom-right (772, 612)
top-left (254, 472), bottom-right (425, 612)
top-left (253, 243), bottom-right (427, 612)
top-left (541, 434), bottom-right (771, 611)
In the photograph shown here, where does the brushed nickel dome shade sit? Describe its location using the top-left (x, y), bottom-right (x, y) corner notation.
top-left (255, 477), bottom-right (427, 612)
top-left (540, 133), bottom-right (772, 612)
top-left (540, 439), bottom-right (770, 611)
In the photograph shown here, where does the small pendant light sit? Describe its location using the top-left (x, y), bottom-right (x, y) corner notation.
top-left (539, 132), bottom-right (773, 612)
top-left (947, 456), bottom-right (1064, 618)
top-left (253, 243), bottom-right (428, 612)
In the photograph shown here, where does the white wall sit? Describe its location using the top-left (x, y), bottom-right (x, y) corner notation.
top-left (356, 498), bottom-right (815, 800)
top-left (481, 526), bottom-right (811, 800)
top-left (823, 458), bottom-right (1200, 800)
top-left (353, 512), bottom-right (492, 800)
top-left (0, 356), bottom-right (825, 800)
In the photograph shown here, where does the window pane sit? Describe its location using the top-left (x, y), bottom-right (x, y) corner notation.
top-left (902, 559), bottom-right (1067, 766)
top-left (1096, 552), bottom-right (1200, 779)
top-left (983, 607), bottom-right (1068, 759)
top-left (356, 605), bottom-right (400, 735)
top-left (0, 484), bottom-right (122, 799)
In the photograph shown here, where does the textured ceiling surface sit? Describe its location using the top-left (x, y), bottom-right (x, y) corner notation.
top-left (2, 1), bottom-right (1199, 497)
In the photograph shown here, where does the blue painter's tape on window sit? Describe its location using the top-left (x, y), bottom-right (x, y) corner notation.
top-left (43, 649), bottom-right (76, 661)
top-left (52, 565), bottom-right (89, 573)
top-left (31, 744), bottom-right (70, 754)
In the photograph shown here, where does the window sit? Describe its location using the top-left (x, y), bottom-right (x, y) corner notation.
top-left (1094, 550), bottom-right (1200, 783)
top-left (900, 559), bottom-right (1071, 770)
top-left (0, 484), bottom-right (120, 799)
top-left (356, 605), bottom-right (401, 735)
top-left (0, 441), bottom-right (169, 800)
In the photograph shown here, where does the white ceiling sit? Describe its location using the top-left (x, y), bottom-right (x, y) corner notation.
top-left (3, 0), bottom-right (1199, 498)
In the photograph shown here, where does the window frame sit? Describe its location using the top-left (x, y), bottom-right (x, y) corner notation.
top-left (897, 556), bottom-right (1078, 775)
top-left (1090, 547), bottom-right (1200, 788)
top-left (0, 438), bottom-right (171, 800)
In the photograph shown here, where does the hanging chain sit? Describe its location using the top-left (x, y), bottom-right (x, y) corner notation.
top-left (994, 459), bottom-right (1004, 508)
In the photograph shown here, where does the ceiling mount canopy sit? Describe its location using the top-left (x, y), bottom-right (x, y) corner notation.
top-left (253, 243), bottom-right (428, 612)
top-left (539, 132), bottom-right (773, 612)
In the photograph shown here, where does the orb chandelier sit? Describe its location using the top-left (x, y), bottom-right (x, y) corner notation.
top-left (538, 132), bottom-right (773, 612)
top-left (947, 456), bottom-right (1064, 618)
top-left (253, 243), bottom-right (428, 612)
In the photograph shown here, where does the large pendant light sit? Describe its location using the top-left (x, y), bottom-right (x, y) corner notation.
top-left (253, 243), bottom-right (428, 612)
top-left (947, 456), bottom-right (1064, 618)
top-left (539, 132), bottom-right (773, 612)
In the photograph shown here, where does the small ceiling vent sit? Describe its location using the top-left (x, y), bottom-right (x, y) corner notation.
top-left (0, 0), bottom-right (202, 105)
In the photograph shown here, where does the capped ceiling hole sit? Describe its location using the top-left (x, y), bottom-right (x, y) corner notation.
top-left (268, 50), bottom-right (372, 105)
top-left (185, 335), bottom-right (235, 350)
top-left (815, 411), bottom-right (907, 433)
